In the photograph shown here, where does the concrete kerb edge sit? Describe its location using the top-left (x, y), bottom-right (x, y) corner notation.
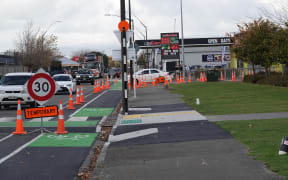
top-left (73, 136), bottom-right (104, 180)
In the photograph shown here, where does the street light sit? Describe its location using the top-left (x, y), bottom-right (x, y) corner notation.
top-left (133, 14), bottom-right (148, 68)
top-left (180, 0), bottom-right (185, 76)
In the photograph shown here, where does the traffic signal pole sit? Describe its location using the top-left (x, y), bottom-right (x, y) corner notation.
top-left (121, 0), bottom-right (128, 114)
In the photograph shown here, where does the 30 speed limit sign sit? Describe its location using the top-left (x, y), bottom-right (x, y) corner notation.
top-left (25, 68), bottom-right (58, 105)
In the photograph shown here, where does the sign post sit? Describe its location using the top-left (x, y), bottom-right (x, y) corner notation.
top-left (25, 68), bottom-right (59, 133)
top-left (120, 0), bottom-right (129, 114)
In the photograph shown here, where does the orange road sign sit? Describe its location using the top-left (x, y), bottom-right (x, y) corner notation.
top-left (25, 106), bottom-right (58, 119)
top-left (118, 20), bottom-right (129, 32)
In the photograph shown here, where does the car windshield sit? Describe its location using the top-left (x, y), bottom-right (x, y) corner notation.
top-left (1, 75), bottom-right (32, 85)
top-left (78, 70), bottom-right (92, 74)
top-left (53, 76), bottom-right (71, 81)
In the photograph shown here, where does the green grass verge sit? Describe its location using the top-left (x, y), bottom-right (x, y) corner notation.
top-left (170, 82), bottom-right (288, 115)
top-left (216, 118), bottom-right (288, 178)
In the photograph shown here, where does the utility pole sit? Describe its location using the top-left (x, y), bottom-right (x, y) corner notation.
top-left (128, 0), bottom-right (134, 88)
top-left (120, 0), bottom-right (128, 114)
top-left (180, 0), bottom-right (185, 77)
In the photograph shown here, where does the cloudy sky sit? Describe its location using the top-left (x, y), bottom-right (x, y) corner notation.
top-left (0, 0), bottom-right (277, 57)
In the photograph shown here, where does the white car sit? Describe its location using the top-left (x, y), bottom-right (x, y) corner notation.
top-left (0, 72), bottom-right (36, 109)
top-left (53, 74), bottom-right (76, 94)
top-left (130, 69), bottom-right (171, 83)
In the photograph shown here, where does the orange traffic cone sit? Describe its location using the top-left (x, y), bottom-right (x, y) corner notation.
top-left (75, 86), bottom-right (81, 105)
top-left (101, 80), bottom-right (105, 90)
top-left (106, 76), bottom-right (110, 89)
top-left (177, 75), bottom-right (180, 84)
top-left (144, 79), bottom-right (148, 87)
top-left (80, 85), bottom-right (85, 103)
top-left (55, 100), bottom-right (68, 134)
top-left (201, 73), bottom-right (204, 83)
top-left (12, 100), bottom-right (26, 135)
top-left (115, 77), bottom-right (118, 84)
top-left (67, 88), bottom-right (75, 110)
top-left (189, 74), bottom-right (192, 83)
top-left (221, 71), bottom-right (224, 81)
top-left (93, 80), bottom-right (98, 94)
top-left (170, 75), bottom-right (173, 83)
top-left (232, 71), bottom-right (235, 81)
top-left (242, 71), bottom-right (245, 81)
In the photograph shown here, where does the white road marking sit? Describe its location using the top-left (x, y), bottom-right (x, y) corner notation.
top-left (30, 117), bottom-right (54, 122)
top-left (67, 117), bottom-right (88, 121)
top-left (0, 133), bottom-right (43, 165)
top-left (0, 117), bottom-right (16, 122)
top-left (0, 134), bottom-right (13, 143)
top-left (128, 108), bottom-right (152, 111)
top-left (69, 90), bottom-right (108, 117)
top-left (108, 128), bottom-right (158, 142)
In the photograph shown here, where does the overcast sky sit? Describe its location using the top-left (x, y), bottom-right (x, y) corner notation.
top-left (0, 0), bottom-right (277, 57)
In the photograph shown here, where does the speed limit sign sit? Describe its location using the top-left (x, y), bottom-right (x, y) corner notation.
top-left (25, 68), bottom-right (59, 105)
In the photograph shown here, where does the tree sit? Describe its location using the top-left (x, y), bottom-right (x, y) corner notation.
top-left (231, 18), bottom-right (280, 76)
top-left (16, 21), bottom-right (59, 72)
top-left (260, 0), bottom-right (288, 26)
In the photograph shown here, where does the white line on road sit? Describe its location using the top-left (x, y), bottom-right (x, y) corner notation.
top-left (108, 128), bottom-right (158, 142)
top-left (69, 90), bottom-right (108, 118)
top-left (0, 133), bottom-right (43, 165)
top-left (128, 108), bottom-right (152, 111)
top-left (0, 134), bottom-right (13, 143)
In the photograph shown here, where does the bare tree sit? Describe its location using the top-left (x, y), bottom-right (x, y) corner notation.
top-left (16, 21), bottom-right (59, 72)
top-left (260, 0), bottom-right (288, 26)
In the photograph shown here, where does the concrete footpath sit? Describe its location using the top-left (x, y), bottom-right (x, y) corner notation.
top-left (91, 85), bottom-right (284, 180)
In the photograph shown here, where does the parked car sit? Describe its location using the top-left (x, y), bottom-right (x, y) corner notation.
top-left (108, 68), bottom-right (121, 78)
top-left (0, 72), bottom-right (37, 109)
top-left (129, 68), bottom-right (171, 83)
top-left (53, 74), bottom-right (76, 94)
top-left (75, 69), bottom-right (95, 85)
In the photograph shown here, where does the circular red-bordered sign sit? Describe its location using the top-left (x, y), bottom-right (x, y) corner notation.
top-left (27, 73), bottom-right (56, 102)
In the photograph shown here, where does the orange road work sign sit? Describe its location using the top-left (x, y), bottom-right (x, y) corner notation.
top-left (25, 106), bottom-right (58, 119)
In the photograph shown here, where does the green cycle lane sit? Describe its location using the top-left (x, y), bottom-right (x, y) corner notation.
top-left (73, 108), bottom-right (114, 117)
top-left (29, 133), bottom-right (98, 147)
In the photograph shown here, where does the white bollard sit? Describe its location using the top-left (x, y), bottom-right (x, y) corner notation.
top-left (196, 98), bottom-right (200, 105)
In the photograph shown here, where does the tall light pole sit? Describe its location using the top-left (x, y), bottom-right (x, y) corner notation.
top-left (133, 14), bottom-right (148, 68)
top-left (180, 0), bottom-right (185, 76)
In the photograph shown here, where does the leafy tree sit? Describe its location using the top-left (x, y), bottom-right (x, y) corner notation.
top-left (232, 18), bottom-right (280, 76)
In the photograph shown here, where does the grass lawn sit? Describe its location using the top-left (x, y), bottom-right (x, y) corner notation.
top-left (170, 82), bottom-right (288, 115)
top-left (216, 118), bottom-right (288, 178)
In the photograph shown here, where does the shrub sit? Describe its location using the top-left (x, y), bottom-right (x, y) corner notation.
top-left (244, 72), bottom-right (288, 87)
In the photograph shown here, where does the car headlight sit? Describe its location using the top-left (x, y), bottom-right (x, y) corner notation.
top-left (76, 75), bottom-right (80, 78)
top-left (89, 75), bottom-right (93, 78)
top-left (67, 84), bottom-right (72, 87)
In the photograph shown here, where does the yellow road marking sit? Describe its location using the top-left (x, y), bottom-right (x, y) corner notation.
top-left (123, 115), bottom-right (142, 120)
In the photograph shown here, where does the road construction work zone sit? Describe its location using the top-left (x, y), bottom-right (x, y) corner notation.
top-left (73, 108), bottom-right (114, 117)
top-left (120, 110), bottom-right (207, 125)
top-left (29, 133), bottom-right (98, 147)
top-left (0, 120), bottom-right (99, 127)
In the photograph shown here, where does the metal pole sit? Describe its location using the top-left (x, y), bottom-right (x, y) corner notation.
top-left (145, 27), bottom-right (148, 68)
top-left (180, 0), bottom-right (185, 77)
top-left (128, 0), bottom-right (134, 88)
top-left (121, 0), bottom-right (128, 114)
